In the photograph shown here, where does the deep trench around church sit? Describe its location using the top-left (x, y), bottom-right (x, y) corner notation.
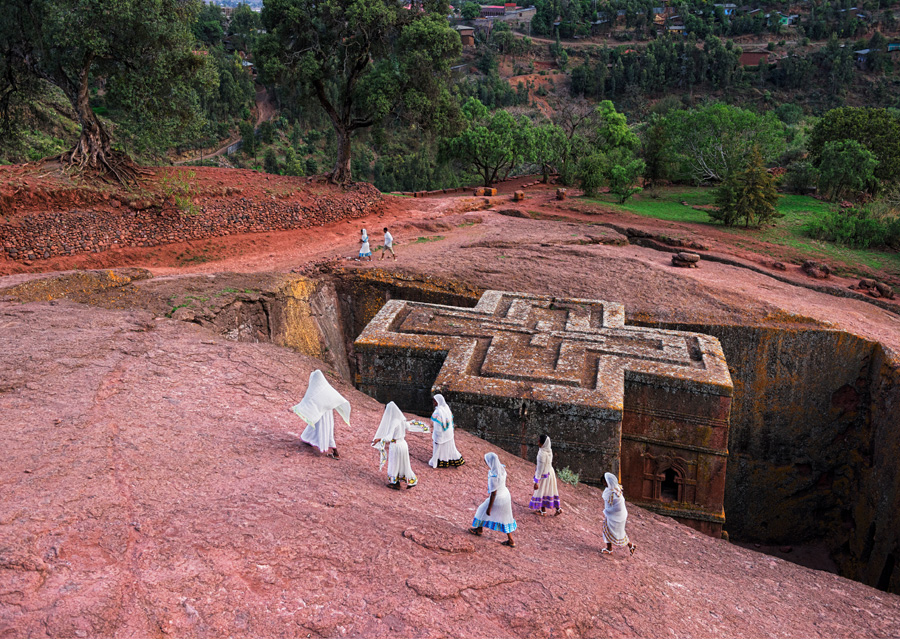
top-left (235, 268), bottom-right (897, 595)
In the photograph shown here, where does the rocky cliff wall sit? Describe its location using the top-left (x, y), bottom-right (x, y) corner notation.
top-left (657, 320), bottom-right (900, 593)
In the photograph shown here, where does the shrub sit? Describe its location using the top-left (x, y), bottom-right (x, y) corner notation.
top-left (263, 147), bottom-right (280, 174)
top-left (804, 206), bottom-right (900, 249)
top-left (558, 466), bottom-right (580, 486)
top-left (784, 161), bottom-right (818, 193)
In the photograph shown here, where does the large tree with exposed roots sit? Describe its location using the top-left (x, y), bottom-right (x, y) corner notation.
top-left (2, 0), bottom-right (205, 182)
top-left (259, 0), bottom-right (461, 185)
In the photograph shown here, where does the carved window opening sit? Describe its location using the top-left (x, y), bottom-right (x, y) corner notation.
top-left (661, 468), bottom-right (680, 502)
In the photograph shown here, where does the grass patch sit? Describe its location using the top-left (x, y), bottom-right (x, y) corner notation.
top-left (412, 235), bottom-right (444, 244)
top-left (583, 187), bottom-right (900, 276)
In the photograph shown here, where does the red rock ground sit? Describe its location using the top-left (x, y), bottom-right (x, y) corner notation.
top-left (3, 300), bottom-right (900, 638)
top-left (3, 168), bottom-right (900, 637)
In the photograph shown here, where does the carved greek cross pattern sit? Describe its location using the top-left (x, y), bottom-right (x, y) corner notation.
top-left (355, 291), bottom-right (732, 411)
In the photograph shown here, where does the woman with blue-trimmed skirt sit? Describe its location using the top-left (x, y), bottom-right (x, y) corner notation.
top-left (468, 452), bottom-right (517, 547)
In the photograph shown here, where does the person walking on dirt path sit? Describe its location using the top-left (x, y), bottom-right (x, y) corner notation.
top-left (380, 227), bottom-right (398, 261)
top-left (359, 228), bottom-right (372, 261)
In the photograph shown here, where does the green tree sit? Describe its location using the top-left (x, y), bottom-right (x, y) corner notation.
top-left (527, 123), bottom-right (566, 183)
top-left (442, 98), bottom-right (531, 187)
top-left (817, 139), bottom-right (878, 201)
top-left (809, 107), bottom-right (900, 184)
top-left (577, 153), bottom-right (606, 197)
top-left (239, 121), bottom-right (256, 157)
top-left (712, 147), bottom-right (781, 227)
top-left (260, 0), bottom-right (461, 184)
top-left (642, 115), bottom-right (671, 186)
top-left (2, 0), bottom-right (207, 180)
top-left (193, 2), bottom-right (225, 46)
top-left (460, 1), bottom-right (481, 20)
top-left (264, 147), bottom-right (280, 174)
top-left (229, 3), bottom-right (262, 52)
top-left (664, 103), bottom-right (786, 183)
top-left (608, 156), bottom-right (646, 203)
top-left (283, 147), bottom-right (303, 176)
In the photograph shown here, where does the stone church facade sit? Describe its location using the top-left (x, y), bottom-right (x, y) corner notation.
top-left (354, 290), bottom-right (733, 536)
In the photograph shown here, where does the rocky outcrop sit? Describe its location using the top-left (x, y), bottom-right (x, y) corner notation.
top-left (2, 299), bottom-right (900, 637)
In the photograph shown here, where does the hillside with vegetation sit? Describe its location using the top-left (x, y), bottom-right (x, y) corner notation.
top-left (2, 0), bottom-right (899, 260)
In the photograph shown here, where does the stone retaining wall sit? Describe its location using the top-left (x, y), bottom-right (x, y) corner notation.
top-left (1, 183), bottom-right (382, 261)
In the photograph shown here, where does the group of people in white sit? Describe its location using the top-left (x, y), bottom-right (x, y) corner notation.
top-left (292, 369), bottom-right (635, 555)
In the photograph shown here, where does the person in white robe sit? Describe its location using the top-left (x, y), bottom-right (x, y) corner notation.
top-left (530, 434), bottom-right (562, 516)
top-left (359, 228), bottom-right (371, 261)
top-left (601, 472), bottom-right (636, 556)
top-left (371, 401), bottom-right (429, 489)
top-left (291, 370), bottom-right (351, 459)
top-left (428, 394), bottom-right (465, 468)
top-left (468, 452), bottom-right (517, 547)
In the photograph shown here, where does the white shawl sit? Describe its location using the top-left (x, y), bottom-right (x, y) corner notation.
top-left (373, 401), bottom-right (406, 443)
top-left (603, 472), bottom-right (629, 539)
top-left (485, 452), bottom-right (506, 494)
top-left (361, 228), bottom-right (368, 242)
top-left (431, 394), bottom-right (455, 445)
top-left (291, 370), bottom-right (351, 426)
top-left (534, 437), bottom-right (553, 483)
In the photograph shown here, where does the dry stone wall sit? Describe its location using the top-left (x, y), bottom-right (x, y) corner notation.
top-left (1, 183), bottom-right (382, 261)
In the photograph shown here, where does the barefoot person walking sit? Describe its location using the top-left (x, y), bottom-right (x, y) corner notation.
top-left (468, 452), bottom-right (517, 547)
top-left (601, 472), bottom-right (636, 556)
top-left (529, 434), bottom-right (562, 516)
top-left (292, 370), bottom-right (351, 460)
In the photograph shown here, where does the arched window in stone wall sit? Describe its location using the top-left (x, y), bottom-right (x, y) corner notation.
top-left (661, 468), bottom-right (680, 502)
top-left (641, 454), bottom-right (695, 504)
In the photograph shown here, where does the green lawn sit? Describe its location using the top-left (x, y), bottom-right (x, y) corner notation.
top-left (584, 188), bottom-right (900, 277)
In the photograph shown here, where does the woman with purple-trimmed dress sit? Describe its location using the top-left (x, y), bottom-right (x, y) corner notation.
top-left (530, 434), bottom-right (563, 516)
top-left (468, 452), bottom-right (517, 547)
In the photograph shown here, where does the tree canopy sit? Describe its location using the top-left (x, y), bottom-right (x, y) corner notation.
top-left (664, 103), bottom-right (785, 183)
top-left (817, 139), bottom-right (879, 201)
top-left (442, 97), bottom-right (531, 187)
top-left (259, 0), bottom-right (461, 184)
top-left (2, 0), bottom-right (208, 181)
top-left (809, 107), bottom-right (900, 184)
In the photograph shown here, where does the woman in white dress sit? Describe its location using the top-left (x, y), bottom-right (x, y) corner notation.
top-left (371, 402), bottom-right (429, 490)
top-left (601, 472), bottom-right (636, 556)
top-left (468, 452), bottom-right (517, 547)
top-left (428, 394), bottom-right (465, 468)
top-left (291, 370), bottom-right (351, 459)
top-left (359, 228), bottom-right (371, 261)
top-left (530, 434), bottom-right (562, 516)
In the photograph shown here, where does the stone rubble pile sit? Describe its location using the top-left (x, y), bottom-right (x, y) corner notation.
top-left (1, 183), bottom-right (382, 262)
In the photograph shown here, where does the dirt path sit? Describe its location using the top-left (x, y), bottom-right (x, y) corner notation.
top-left (172, 86), bottom-right (277, 166)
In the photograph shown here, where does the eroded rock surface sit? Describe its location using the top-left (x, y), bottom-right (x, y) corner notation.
top-left (2, 300), bottom-right (900, 637)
